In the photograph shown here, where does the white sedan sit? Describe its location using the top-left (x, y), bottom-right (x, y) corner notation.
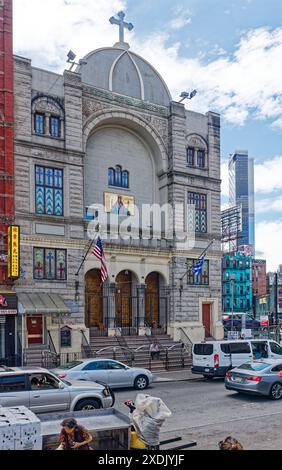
top-left (51, 358), bottom-right (153, 390)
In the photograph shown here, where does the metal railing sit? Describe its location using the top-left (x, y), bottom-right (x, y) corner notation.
top-left (81, 330), bottom-right (93, 358)
top-left (223, 325), bottom-right (281, 342)
top-left (115, 332), bottom-right (134, 364)
top-left (43, 331), bottom-right (60, 368)
top-left (178, 327), bottom-right (193, 356)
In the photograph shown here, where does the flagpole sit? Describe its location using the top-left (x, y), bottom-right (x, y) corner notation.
top-left (75, 236), bottom-right (98, 277)
top-left (180, 238), bottom-right (216, 283)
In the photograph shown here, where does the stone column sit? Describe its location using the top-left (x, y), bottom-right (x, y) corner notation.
top-left (137, 284), bottom-right (147, 336)
top-left (106, 282), bottom-right (117, 336)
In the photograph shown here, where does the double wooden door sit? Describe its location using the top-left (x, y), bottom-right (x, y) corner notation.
top-left (145, 272), bottom-right (159, 327)
top-left (85, 270), bottom-right (103, 328)
top-left (115, 271), bottom-right (132, 327)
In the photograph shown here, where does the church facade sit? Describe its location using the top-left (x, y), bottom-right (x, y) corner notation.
top-left (13, 19), bottom-right (223, 356)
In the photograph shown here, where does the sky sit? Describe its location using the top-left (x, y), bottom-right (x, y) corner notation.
top-left (13, 0), bottom-right (282, 271)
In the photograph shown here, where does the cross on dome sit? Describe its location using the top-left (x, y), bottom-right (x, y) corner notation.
top-left (109, 11), bottom-right (134, 48)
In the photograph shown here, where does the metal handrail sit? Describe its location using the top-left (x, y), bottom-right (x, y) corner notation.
top-left (80, 329), bottom-right (94, 358)
top-left (47, 330), bottom-right (58, 356)
top-left (178, 327), bottom-right (193, 354)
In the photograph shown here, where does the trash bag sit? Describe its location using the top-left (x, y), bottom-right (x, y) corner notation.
top-left (131, 394), bottom-right (171, 447)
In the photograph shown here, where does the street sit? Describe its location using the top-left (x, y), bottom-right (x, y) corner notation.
top-left (114, 379), bottom-right (282, 450)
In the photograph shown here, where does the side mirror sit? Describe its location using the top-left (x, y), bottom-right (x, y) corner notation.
top-left (59, 382), bottom-right (65, 389)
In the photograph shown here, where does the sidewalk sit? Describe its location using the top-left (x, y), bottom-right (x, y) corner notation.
top-left (153, 368), bottom-right (203, 383)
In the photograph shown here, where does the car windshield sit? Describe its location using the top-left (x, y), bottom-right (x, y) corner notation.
top-left (58, 361), bottom-right (83, 370)
top-left (236, 362), bottom-right (270, 371)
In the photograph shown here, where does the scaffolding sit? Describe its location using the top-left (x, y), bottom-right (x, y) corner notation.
top-left (221, 205), bottom-right (242, 253)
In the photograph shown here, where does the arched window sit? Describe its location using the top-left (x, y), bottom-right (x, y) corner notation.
top-left (122, 170), bottom-right (129, 188)
top-left (108, 165), bottom-right (130, 188)
top-left (32, 95), bottom-right (64, 139)
top-left (108, 168), bottom-right (115, 186)
top-left (115, 165), bottom-right (122, 186)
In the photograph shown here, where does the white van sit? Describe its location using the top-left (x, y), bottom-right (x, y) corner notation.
top-left (192, 339), bottom-right (282, 379)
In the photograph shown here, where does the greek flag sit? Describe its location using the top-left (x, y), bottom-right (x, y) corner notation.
top-left (193, 256), bottom-right (205, 276)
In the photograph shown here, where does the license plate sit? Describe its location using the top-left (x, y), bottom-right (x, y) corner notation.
top-left (204, 368), bottom-right (210, 372)
top-left (232, 377), bottom-right (242, 383)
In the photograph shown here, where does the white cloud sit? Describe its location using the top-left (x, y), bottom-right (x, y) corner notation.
top-left (132, 26), bottom-right (282, 129)
top-left (221, 160), bottom-right (229, 198)
top-left (169, 16), bottom-right (191, 30)
top-left (168, 7), bottom-right (192, 30)
top-left (256, 197), bottom-right (282, 214)
top-left (255, 155), bottom-right (282, 193)
top-left (13, 0), bottom-right (127, 71)
top-left (256, 221), bottom-right (282, 271)
top-left (13, 3), bottom-right (282, 129)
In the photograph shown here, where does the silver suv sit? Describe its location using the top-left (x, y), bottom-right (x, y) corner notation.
top-left (0, 366), bottom-right (114, 413)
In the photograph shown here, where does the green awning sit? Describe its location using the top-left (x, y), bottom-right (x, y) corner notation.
top-left (17, 292), bottom-right (71, 315)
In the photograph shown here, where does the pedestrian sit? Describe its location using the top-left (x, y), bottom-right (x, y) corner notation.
top-left (218, 436), bottom-right (244, 450)
top-left (150, 340), bottom-right (160, 360)
top-left (56, 418), bottom-right (93, 450)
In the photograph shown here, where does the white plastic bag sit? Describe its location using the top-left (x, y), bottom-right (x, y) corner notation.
top-left (131, 394), bottom-right (171, 446)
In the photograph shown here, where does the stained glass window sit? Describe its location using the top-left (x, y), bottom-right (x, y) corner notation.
top-left (34, 113), bottom-right (45, 134)
top-left (108, 166), bottom-right (129, 188)
top-left (122, 170), bottom-right (129, 188)
top-left (34, 248), bottom-right (44, 280)
top-left (50, 116), bottom-right (60, 137)
top-left (187, 192), bottom-right (207, 233)
top-left (187, 147), bottom-right (194, 166)
top-left (35, 166), bottom-right (63, 216)
top-left (56, 250), bottom-right (67, 280)
top-left (108, 168), bottom-right (115, 186)
top-left (115, 166), bottom-right (122, 186)
top-left (33, 248), bottom-right (67, 281)
top-left (186, 259), bottom-right (209, 285)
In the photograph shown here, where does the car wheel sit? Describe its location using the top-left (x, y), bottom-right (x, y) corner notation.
top-left (134, 375), bottom-right (149, 390)
top-left (270, 383), bottom-right (282, 400)
top-left (74, 398), bottom-right (101, 411)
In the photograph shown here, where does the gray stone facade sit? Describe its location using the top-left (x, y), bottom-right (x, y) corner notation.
top-left (13, 42), bottom-right (223, 351)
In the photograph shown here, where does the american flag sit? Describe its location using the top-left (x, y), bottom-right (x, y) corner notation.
top-left (92, 236), bottom-right (108, 283)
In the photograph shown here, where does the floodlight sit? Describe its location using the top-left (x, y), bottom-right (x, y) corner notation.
top-left (67, 50), bottom-right (76, 62)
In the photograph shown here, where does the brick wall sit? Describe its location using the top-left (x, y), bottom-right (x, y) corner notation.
top-left (0, 0), bottom-right (14, 283)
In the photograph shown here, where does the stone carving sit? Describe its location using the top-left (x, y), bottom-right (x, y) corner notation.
top-left (82, 99), bottom-right (110, 119)
top-left (83, 85), bottom-right (168, 116)
top-left (32, 95), bottom-right (64, 118)
top-left (186, 134), bottom-right (207, 150)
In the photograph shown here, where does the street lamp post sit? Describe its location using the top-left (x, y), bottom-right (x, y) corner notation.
top-left (230, 274), bottom-right (236, 332)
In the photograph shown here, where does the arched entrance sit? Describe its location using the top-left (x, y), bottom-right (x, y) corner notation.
top-left (145, 272), bottom-right (168, 334)
top-left (115, 270), bottom-right (138, 335)
top-left (85, 269), bottom-right (105, 334)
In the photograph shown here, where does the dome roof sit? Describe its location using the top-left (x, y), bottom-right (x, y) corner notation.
top-left (78, 47), bottom-right (172, 107)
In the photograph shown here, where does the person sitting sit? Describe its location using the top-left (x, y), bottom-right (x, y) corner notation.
top-left (56, 418), bottom-right (93, 451)
top-left (30, 377), bottom-right (41, 390)
top-left (218, 436), bottom-right (244, 450)
top-left (150, 340), bottom-right (160, 360)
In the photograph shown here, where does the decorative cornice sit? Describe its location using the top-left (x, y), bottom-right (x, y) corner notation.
top-left (82, 85), bottom-right (169, 117)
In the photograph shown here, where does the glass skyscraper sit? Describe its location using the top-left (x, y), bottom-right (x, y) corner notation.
top-left (228, 150), bottom-right (255, 253)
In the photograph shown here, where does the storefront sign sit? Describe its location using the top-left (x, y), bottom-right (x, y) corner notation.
top-left (227, 331), bottom-right (239, 340)
top-left (8, 225), bottom-right (20, 279)
top-left (0, 292), bottom-right (18, 315)
top-left (260, 315), bottom-right (269, 326)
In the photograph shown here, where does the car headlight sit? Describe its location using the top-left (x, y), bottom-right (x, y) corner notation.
top-left (102, 387), bottom-right (110, 397)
